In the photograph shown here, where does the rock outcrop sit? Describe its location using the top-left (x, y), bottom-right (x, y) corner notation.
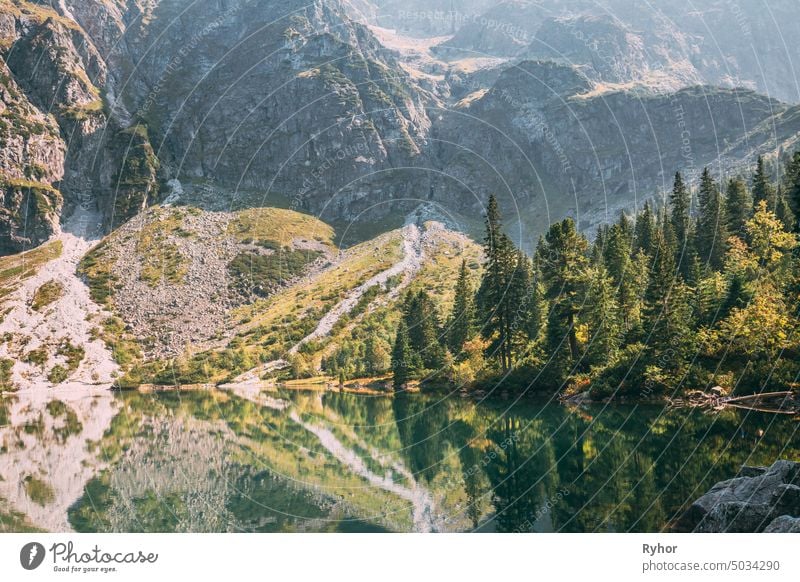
top-left (679, 460), bottom-right (800, 533)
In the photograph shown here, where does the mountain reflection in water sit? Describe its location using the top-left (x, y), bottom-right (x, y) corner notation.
top-left (1, 387), bottom-right (797, 532)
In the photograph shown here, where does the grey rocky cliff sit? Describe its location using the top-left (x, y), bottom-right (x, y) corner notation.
top-left (0, 1), bottom-right (157, 250)
top-left (678, 460), bottom-right (800, 533)
top-left (2, 0), bottom-right (800, 254)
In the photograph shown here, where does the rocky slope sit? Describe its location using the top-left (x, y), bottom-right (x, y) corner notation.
top-left (0, 0), bottom-right (158, 251)
top-left (0, 205), bottom-right (118, 390)
top-left (79, 205), bottom-right (337, 360)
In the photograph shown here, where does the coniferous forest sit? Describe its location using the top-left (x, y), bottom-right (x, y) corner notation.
top-left (393, 153), bottom-right (800, 400)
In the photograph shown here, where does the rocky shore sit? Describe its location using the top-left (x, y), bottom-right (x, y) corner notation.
top-left (678, 460), bottom-right (800, 532)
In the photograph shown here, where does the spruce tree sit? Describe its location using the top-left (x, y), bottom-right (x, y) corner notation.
top-left (603, 213), bottom-right (634, 286)
top-left (670, 172), bottom-right (693, 278)
top-left (476, 196), bottom-right (520, 371)
top-left (583, 265), bottom-right (621, 368)
top-left (618, 250), bottom-right (650, 338)
top-left (392, 321), bottom-right (412, 390)
top-left (538, 218), bottom-right (589, 363)
top-left (775, 186), bottom-right (796, 232)
top-left (403, 290), bottom-right (444, 370)
top-left (634, 201), bottom-right (657, 256)
top-left (525, 264), bottom-right (547, 345)
top-left (725, 177), bottom-right (752, 236)
top-left (644, 227), bottom-right (677, 330)
top-left (752, 155), bottom-right (777, 209)
top-left (784, 151), bottom-right (800, 229)
top-left (696, 167), bottom-right (728, 271)
top-left (447, 260), bottom-right (476, 356)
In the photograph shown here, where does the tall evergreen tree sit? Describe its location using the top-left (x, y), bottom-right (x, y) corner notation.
top-left (476, 195), bottom-right (521, 371)
top-left (634, 201), bottom-right (657, 256)
top-left (775, 185), bottom-right (796, 232)
top-left (725, 177), bottom-right (752, 236)
top-left (447, 260), bottom-right (476, 356)
top-left (618, 250), bottom-right (650, 338)
top-left (695, 167), bottom-right (728, 271)
top-left (603, 212), bottom-right (634, 286)
top-left (525, 264), bottom-right (547, 345)
top-left (670, 172), bottom-right (693, 278)
top-left (752, 155), bottom-right (777, 209)
top-left (784, 151), bottom-right (800, 230)
top-left (537, 219), bottom-right (589, 363)
top-left (392, 321), bottom-right (413, 390)
top-left (645, 227), bottom-right (677, 330)
top-left (583, 265), bottom-right (621, 368)
top-left (403, 290), bottom-right (444, 370)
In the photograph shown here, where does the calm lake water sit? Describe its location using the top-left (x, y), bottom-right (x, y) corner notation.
top-left (1, 386), bottom-right (798, 532)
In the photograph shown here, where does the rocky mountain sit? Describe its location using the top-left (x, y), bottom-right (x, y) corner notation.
top-left (436, 60), bottom-right (800, 235)
top-left (439, 0), bottom-right (800, 104)
top-left (0, 0), bottom-right (799, 255)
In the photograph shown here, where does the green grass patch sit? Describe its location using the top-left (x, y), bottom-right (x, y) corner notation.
top-left (23, 347), bottom-right (48, 368)
top-left (22, 475), bottom-right (55, 507)
top-left (30, 279), bottom-right (64, 311)
top-left (0, 357), bottom-right (14, 391)
top-left (0, 240), bottom-right (62, 300)
top-left (228, 249), bottom-right (322, 297)
top-left (78, 239), bottom-right (118, 305)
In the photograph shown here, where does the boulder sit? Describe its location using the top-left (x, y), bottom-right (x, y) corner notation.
top-left (679, 460), bottom-right (800, 532)
top-left (763, 516), bottom-right (800, 533)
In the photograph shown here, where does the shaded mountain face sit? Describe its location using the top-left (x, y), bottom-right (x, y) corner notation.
top-left (1, 0), bottom-right (799, 252)
top-left (436, 60), bottom-right (799, 235)
top-left (440, 0), bottom-right (800, 104)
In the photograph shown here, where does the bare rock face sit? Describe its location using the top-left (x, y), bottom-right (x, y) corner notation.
top-left (679, 460), bottom-right (800, 533)
top-left (0, 0), bottom-right (153, 250)
top-left (0, 61), bottom-right (65, 253)
top-left (3, 0), bottom-right (800, 255)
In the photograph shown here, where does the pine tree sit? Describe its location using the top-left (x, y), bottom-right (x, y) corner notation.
top-left (583, 265), bottom-right (621, 368)
top-left (634, 201), bottom-right (657, 256)
top-left (752, 155), bottom-right (777, 210)
top-left (695, 167), bottom-right (728, 271)
top-left (645, 227), bottom-right (677, 330)
top-left (525, 264), bottom-right (547, 345)
top-left (508, 249), bottom-right (533, 358)
top-left (775, 185), bottom-right (796, 232)
top-left (403, 290), bottom-right (444, 370)
top-left (591, 224), bottom-right (608, 265)
top-left (538, 218), bottom-right (589, 363)
top-left (784, 151), bottom-right (800, 230)
top-left (617, 250), bottom-right (650, 338)
top-left (392, 321), bottom-right (413, 390)
top-left (447, 260), bottom-right (476, 356)
top-left (603, 212), bottom-right (634, 286)
top-left (670, 172), bottom-right (693, 278)
top-left (725, 177), bottom-right (752, 236)
top-left (476, 195), bottom-right (521, 371)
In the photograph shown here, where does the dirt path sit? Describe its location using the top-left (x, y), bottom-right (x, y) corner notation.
top-left (0, 206), bottom-right (119, 389)
top-left (226, 223), bottom-right (425, 386)
top-left (289, 223), bottom-right (423, 353)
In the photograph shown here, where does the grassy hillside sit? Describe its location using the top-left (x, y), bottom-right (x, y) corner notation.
top-left (79, 204), bottom-right (482, 388)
